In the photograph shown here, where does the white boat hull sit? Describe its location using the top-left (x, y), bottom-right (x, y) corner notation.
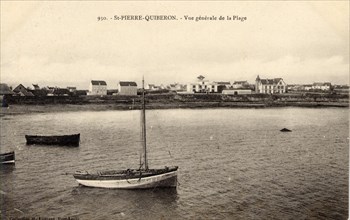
top-left (1, 160), bottom-right (15, 164)
top-left (75, 170), bottom-right (177, 189)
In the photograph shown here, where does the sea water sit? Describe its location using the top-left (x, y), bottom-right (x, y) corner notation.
top-left (0, 108), bottom-right (348, 219)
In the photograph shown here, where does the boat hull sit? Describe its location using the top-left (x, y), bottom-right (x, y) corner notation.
top-left (0, 151), bottom-right (15, 164)
top-left (74, 168), bottom-right (178, 189)
top-left (25, 134), bottom-right (80, 146)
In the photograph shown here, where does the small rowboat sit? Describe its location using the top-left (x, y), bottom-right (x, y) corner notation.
top-left (0, 151), bottom-right (15, 164)
top-left (25, 134), bottom-right (80, 147)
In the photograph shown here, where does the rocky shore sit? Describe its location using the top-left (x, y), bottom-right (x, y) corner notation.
top-left (1, 93), bottom-right (348, 116)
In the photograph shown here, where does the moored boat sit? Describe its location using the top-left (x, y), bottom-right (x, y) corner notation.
top-left (0, 151), bottom-right (15, 164)
top-left (280, 128), bottom-right (292, 132)
top-left (73, 78), bottom-right (178, 189)
top-left (74, 166), bottom-right (178, 189)
top-left (25, 134), bottom-right (80, 146)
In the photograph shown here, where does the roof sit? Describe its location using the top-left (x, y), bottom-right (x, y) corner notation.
top-left (119, 81), bottom-right (137, 86)
top-left (0, 83), bottom-right (14, 95)
top-left (91, 80), bottom-right (107, 86)
top-left (197, 75), bottom-right (205, 80)
top-left (53, 88), bottom-right (70, 95)
top-left (13, 84), bottom-right (26, 92)
top-left (259, 78), bottom-right (283, 85)
top-left (233, 81), bottom-right (248, 84)
top-left (215, 82), bottom-right (231, 85)
top-left (334, 85), bottom-right (349, 89)
top-left (313, 82), bottom-right (331, 86)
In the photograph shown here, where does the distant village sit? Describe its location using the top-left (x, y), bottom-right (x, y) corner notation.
top-left (0, 75), bottom-right (349, 98)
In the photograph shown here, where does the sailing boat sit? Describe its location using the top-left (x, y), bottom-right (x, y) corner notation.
top-left (73, 78), bottom-right (178, 189)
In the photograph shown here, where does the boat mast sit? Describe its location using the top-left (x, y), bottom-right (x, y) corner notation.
top-left (142, 77), bottom-right (148, 170)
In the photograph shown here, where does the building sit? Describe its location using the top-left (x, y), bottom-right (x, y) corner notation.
top-left (146, 84), bottom-right (158, 90)
top-left (89, 80), bottom-right (107, 95)
top-left (67, 87), bottom-right (77, 92)
top-left (52, 88), bottom-right (70, 96)
top-left (187, 75), bottom-right (219, 93)
top-left (333, 85), bottom-right (349, 94)
top-left (168, 83), bottom-right (186, 92)
top-left (255, 75), bottom-right (287, 94)
top-left (222, 88), bottom-right (252, 95)
top-left (75, 90), bottom-right (88, 96)
top-left (0, 83), bottom-right (14, 96)
top-left (118, 81), bottom-right (137, 96)
top-left (232, 81), bottom-right (250, 89)
top-left (159, 84), bottom-right (168, 90)
top-left (303, 84), bottom-right (313, 91)
top-left (312, 82), bottom-right (332, 91)
top-left (32, 84), bottom-right (40, 90)
top-left (13, 84), bottom-right (34, 96)
top-left (0, 83), bottom-right (14, 107)
top-left (215, 82), bottom-right (231, 90)
top-left (287, 84), bottom-right (302, 93)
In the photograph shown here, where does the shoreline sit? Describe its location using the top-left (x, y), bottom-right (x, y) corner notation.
top-left (1, 102), bottom-right (348, 117)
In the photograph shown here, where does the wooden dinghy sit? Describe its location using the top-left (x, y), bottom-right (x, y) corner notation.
top-left (25, 134), bottom-right (80, 147)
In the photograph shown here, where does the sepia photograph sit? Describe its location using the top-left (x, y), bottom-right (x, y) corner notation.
top-left (0, 1), bottom-right (349, 219)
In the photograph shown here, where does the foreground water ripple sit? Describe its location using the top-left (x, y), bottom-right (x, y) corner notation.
top-left (0, 108), bottom-right (348, 219)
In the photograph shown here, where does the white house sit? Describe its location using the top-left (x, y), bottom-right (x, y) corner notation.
top-left (187, 75), bottom-right (219, 93)
top-left (146, 84), bottom-right (159, 90)
top-left (118, 81), bottom-right (138, 96)
top-left (89, 80), bottom-right (107, 95)
top-left (255, 75), bottom-right (287, 94)
top-left (303, 85), bottom-right (313, 91)
top-left (312, 82), bottom-right (332, 91)
top-left (168, 83), bottom-right (186, 92)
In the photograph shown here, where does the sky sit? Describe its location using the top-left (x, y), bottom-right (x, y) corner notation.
top-left (1, 1), bottom-right (349, 89)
